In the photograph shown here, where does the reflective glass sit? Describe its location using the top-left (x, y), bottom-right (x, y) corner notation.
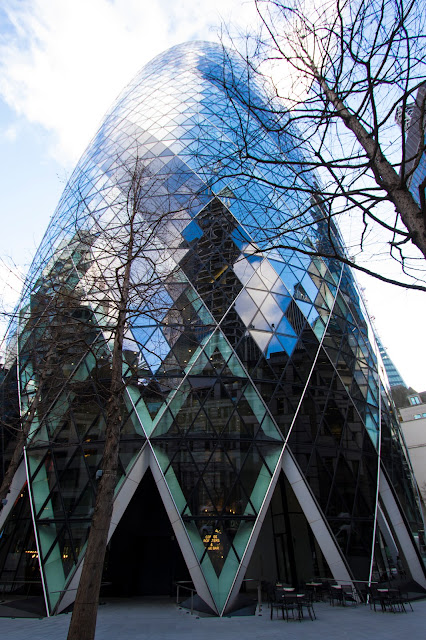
top-left (1, 40), bottom-right (423, 617)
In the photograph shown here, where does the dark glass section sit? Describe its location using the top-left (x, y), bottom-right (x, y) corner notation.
top-left (180, 198), bottom-right (242, 322)
top-left (152, 369), bottom-right (282, 576)
top-left (287, 349), bottom-right (378, 579)
top-left (0, 364), bottom-right (20, 484)
top-left (104, 469), bottom-right (190, 595)
top-left (254, 324), bottom-right (319, 437)
top-left (0, 485), bottom-right (43, 597)
top-left (245, 471), bottom-right (332, 586)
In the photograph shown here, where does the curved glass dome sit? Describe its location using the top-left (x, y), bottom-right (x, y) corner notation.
top-left (1, 41), bottom-right (424, 616)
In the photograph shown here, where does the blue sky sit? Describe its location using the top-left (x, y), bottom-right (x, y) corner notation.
top-left (0, 0), bottom-right (425, 391)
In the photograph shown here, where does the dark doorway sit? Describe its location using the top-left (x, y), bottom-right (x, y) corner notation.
top-left (245, 470), bottom-right (333, 587)
top-left (104, 468), bottom-right (190, 596)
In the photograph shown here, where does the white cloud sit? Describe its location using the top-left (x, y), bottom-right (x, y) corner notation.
top-left (2, 123), bottom-right (18, 141)
top-left (0, 0), bottom-right (260, 165)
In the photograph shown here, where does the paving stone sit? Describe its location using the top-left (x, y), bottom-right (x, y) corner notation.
top-left (0, 597), bottom-right (424, 640)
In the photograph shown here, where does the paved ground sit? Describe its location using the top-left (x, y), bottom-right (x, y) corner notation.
top-left (0, 596), bottom-right (425, 640)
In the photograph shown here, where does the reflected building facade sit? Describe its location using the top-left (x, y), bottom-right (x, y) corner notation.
top-left (0, 42), bottom-right (425, 616)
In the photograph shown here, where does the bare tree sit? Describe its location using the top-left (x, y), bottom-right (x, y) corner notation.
top-left (65, 158), bottom-right (180, 640)
top-left (217, 0), bottom-right (426, 290)
top-left (0, 153), bottom-right (183, 636)
top-left (0, 270), bottom-right (100, 506)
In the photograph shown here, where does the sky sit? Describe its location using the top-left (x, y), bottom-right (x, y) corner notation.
top-left (0, 0), bottom-right (425, 391)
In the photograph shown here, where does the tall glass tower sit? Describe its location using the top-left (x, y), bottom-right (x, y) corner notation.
top-left (376, 335), bottom-right (406, 388)
top-left (0, 41), bottom-right (425, 617)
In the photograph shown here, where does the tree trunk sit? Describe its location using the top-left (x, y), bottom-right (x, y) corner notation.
top-left (67, 217), bottom-right (135, 640)
top-left (65, 391), bottom-right (121, 640)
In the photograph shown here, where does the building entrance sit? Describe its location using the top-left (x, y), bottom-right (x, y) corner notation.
top-left (104, 468), bottom-right (190, 596)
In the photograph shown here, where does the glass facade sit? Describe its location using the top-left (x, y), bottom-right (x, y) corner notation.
top-left (405, 84), bottom-right (426, 207)
top-left (376, 336), bottom-right (406, 388)
top-left (0, 41), bottom-right (425, 616)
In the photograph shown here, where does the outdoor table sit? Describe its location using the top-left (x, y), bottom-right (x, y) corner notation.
top-left (376, 588), bottom-right (406, 612)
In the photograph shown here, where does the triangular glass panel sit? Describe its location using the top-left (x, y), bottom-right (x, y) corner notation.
top-left (47, 412), bottom-right (79, 445)
top-left (270, 277), bottom-right (290, 297)
top-left (217, 185), bottom-right (236, 199)
top-left (246, 271), bottom-right (268, 291)
top-left (276, 315), bottom-right (298, 337)
top-left (118, 441), bottom-right (144, 475)
top-left (294, 299), bottom-right (314, 319)
top-left (312, 316), bottom-right (327, 340)
top-left (247, 288), bottom-right (268, 308)
top-left (233, 256), bottom-right (255, 286)
top-left (131, 377), bottom-right (167, 428)
top-left (277, 334), bottom-right (298, 357)
top-left (260, 293), bottom-right (284, 328)
top-left (245, 254), bottom-right (263, 269)
top-left (266, 334), bottom-right (285, 358)
top-left (120, 403), bottom-right (145, 438)
top-left (131, 326), bottom-right (156, 350)
top-left (271, 290), bottom-right (292, 313)
top-left (313, 291), bottom-right (329, 311)
top-left (234, 289), bottom-right (257, 326)
top-left (185, 349), bottom-right (214, 377)
top-left (68, 482), bottom-right (96, 520)
top-left (249, 330), bottom-right (271, 353)
top-left (257, 260), bottom-right (279, 289)
top-left (252, 311), bottom-right (271, 332)
top-left (301, 272), bottom-right (318, 302)
top-left (82, 411), bottom-right (107, 442)
top-left (199, 520), bottom-right (233, 577)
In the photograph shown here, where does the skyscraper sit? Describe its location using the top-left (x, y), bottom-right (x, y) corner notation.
top-left (399, 83), bottom-right (426, 205)
top-left (0, 41), bottom-right (425, 617)
top-left (376, 335), bottom-right (406, 388)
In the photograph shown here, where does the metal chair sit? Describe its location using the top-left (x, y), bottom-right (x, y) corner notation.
top-left (398, 588), bottom-right (414, 612)
top-left (341, 584), bottom-right (357, 606)
top-left (386, 588), bottom-right (414, 613)
top-left (329, 584), bottom-right (344, 606)
top-left (266, 585), bottom-right (285, 620)
top-left (299, 591), bottom-right (316, 620)
top-left (281, 593), bottom-right (302, 622)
